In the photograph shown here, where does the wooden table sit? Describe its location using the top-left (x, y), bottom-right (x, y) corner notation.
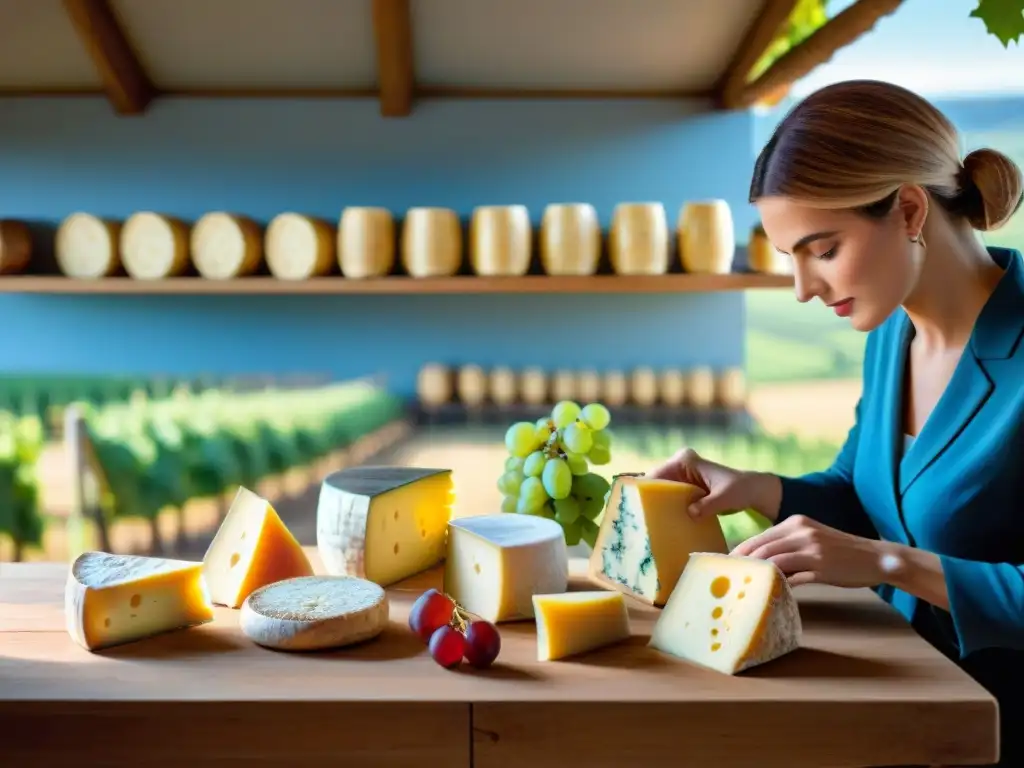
top-left (0, 549), bottom-right (998, 768)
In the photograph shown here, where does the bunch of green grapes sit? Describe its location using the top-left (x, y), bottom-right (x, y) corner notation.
top-left (497, 401), bottom-right (613, 547)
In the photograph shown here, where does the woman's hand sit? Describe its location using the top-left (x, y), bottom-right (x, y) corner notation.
top-left (646, 448), bottom-right (783, 521)
top-left (731, 514), bottom-right (886, 588)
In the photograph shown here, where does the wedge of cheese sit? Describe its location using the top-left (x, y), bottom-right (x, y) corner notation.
top-left (203, 486), bottom-right (314, 608)
top-left (649, 552), bottom-right (802, 674)
top-left (444, 514), bottom-right (568, 623)
top-left (588, 474), bottom-right (728, 606)
top-left (240, 575), bottom-right (389, 651)
top-left (316, 466), bottom-right (454, 587)
top-left (533, 591), bottom-right (631, 661)
top-left (65, 551), bottom-right (214, 652)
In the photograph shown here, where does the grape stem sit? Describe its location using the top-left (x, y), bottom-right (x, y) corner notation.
top-left (442, 592), bottom-right (473, 632)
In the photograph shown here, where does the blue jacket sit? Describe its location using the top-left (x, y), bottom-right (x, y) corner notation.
top-left (776, 245), bottom-right (1024, 764)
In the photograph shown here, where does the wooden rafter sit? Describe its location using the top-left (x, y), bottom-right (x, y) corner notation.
top-left (715, 0), bottom-right (799, 109)
top-left (727, 0), bottom-right (906, 110)
top-left (372, 0), bottom-right (415, 117)
top-left (62, 0), bottom-right (155, 115)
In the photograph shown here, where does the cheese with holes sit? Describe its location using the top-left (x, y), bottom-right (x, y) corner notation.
top-left (533, 591), bottom-right (630, 661)
top-left (444, 513), bottom-right (568, 623)
top-left (589, 474), bottom-right (728, 606)
top-left (240, 575), bottom-right (389, 651)
top-left (65, 551), bottom-right (214, 651)
top-left (202, 486), bottom-right (314, 608)
top-left (649, 552), bottom-right (802, 674)
top-left (316, 466), bottom-right (455, 587)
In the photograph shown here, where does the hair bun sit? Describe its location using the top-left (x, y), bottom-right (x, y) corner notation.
top-left (961, 148), bottom-right (1023, 231)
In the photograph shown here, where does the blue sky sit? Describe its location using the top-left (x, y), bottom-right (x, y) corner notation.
top-left (790, 0), bottom-right (1024, 98)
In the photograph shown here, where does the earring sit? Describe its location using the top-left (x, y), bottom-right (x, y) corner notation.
top-left (909, 232), bottom-right (926, 249)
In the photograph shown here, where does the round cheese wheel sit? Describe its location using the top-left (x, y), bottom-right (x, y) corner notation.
top-left (630, 367), bottom-right (658, 406)
top-left (748, 226), bottom-right (791, 274)
top-left (677, 200), bottom-right (736, 274)
top-left (0, 219), bottom-right (32, 275)
top-left (717, 367), bottom-right (747, 410)
top-left (539, 203), bottom-right (600, 276)
top-left (191, 212), bottom-right (263, 279)
top-left (519, 367), bottom-right (548, 405)
top-left (687, 366), bottom-right (716, 410)
top-left (609, 202), bottom-right (669, 275)
top-left (488, 366), bottom-right (517, 406)
top-left (549, 370), bottom-right (576, 403)
top-left (658, 369), bottom-right (687, 407)
top-left (601, 370), bottom-right (628, 407)
top-left (417, 363), bottom-right (452, 406)
top-left (402, 207), bottom-right (462, 277)
top-left (56, 212), bottom-right (121, 278)
top-left (266, 213), bottom-right (335, 280)
top-left (456, 364), bottom-right (487, 406)
top-left (470, 205), bottom-right (531, 276)
top-left (120, 212), bottom-right (190, 280)
top-left (575, 369), bottom-right (602, 404)
top-left (338, 207), bottom-right (395, 278)
top-left (240, 575), bottom-right (388, 652)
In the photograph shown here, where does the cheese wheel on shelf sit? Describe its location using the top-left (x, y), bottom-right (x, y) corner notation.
top-left (550, 369), bottom-right (576, 403)
top-left (470, 205), bottom-right (531, 276)
top-left (191, 212), bottom-right (262, 280)
top-left (417, 363), bottom-right (452, 407)
top-left (748, 225), bottom-right (790, 274)
top-left (56, 212), bottom-right (121, 278)
top-left (687, 366), bottom-right (716, 410)
top-left (240, 575), bottom-right (388, 652)
top-left (601, 370), bottom-right (628, 408)
top-left (0, 219), bottom-right (32, 275)
top-left (402, 207), bottom-right (462, 277)
top-left (677, 200), bottom-right (735, 274)
top-left (266, 213), bottom-right (335, 280)
top-left (519, 367), bottom-right (547, 405)
top-left (540, 203), bottom-right (600, 275)
top-left (609, 202), bottom-right (668, 275)
top-left (338, 207), bottom-right (395, 278)
top-left (630, 367), bottom-right (658, 406)
top-left (717, 367), bottom-right (747, 410)
top-left (456, 364), bottom-right (487, 406)
top-left (120, 212), bottom-right (190, 280)
top-left (658, 369), bottom-right (687, 407)
top-left (575, 369), bottom-right (602, 404)
top-left (488, 366), bottom-right (517, 406)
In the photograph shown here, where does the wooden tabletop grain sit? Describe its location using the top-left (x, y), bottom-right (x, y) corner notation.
top-left (0, 550), bottom-right (999, 768)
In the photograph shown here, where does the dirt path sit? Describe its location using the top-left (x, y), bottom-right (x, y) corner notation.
top-left (748, 379), bottom-right (861, 441)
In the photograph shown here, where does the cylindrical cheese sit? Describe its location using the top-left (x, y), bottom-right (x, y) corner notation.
top-left (191, 212), bottom-right (263, 279)
top-left (609, 202), bottom-right (669, 275)
top-left (658, 369), bottom-right (687, 407)
top-left (0, 219), bottom-right (32, 275)
top-left (540, 203), bottom-right (600, 276)
top-left (550, 370), bottom-right (576, 403)
top-left (470, 205), bottom-right (531, 276)
top-left (120, 212), bottom-right (190, 280)
top-left (416, 363), bottom-right (452, 406)
top-left (601, 370), bottom-right (628, 408)
top-left (338, 207), bottom-right (395, 278)
top-left (575, 369), bottom-right (602, 404)
top-left (456, 364), bottom-right (487, 406)
top-left (677, 200), bottom-right (735, 274)
top-left (748, 225), bottom-right (790, 274)
top-left (266, 213), bottom-right (335, 280)
top-left (401, 207), bottom-right (462, 277)
top-left (519, 367), bottom-right (548, 405)
top-left (488, 366), bottom-right (518, 406)
top-left (687, 366), bottom-right (716, 410)
top-left (56, 212), bottom-right (121, 278)
top-left (717, 367), bottom-right (747, 410)
top-left (630, 367), bottom-right (658, 406)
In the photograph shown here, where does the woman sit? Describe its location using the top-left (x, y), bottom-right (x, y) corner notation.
top-left (650, 79), bottom-right (1023, 766)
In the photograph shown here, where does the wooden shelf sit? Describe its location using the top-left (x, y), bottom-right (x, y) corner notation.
top-left (0, 273), bottom-right (794, 295)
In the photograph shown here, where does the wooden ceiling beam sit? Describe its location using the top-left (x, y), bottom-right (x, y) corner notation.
top-left (62, 0), bottom-right (155, 115)
top-left (372, 0), bottom-right (415, 117)
top-left (715, 0), bottom-right (799, 109)
top-left (727, 0), bottom-right (906, 110)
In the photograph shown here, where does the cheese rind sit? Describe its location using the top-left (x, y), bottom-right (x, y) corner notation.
top-left (316, 466), bottom-right (455, 587)
top-left (240, 575), bottom-right (389, 651)
top-left (588, 474), bottom-right (728, 606)
top-left (533, 591), bottom-right (631, 661)
top-left (444, 513), bottom-right (569, 623)
top-left (65, 551), bottom-right (214, 652)
top-left (203, 486), bottom-right (315, 608)
top-left (649, 552), bottom-right (802, 674)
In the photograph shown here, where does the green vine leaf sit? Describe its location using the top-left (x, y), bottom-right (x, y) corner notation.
top-left (970, 0), bottom-right (1024, 47)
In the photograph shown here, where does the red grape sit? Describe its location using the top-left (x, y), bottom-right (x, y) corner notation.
top-left (429, 625), bottom-right (466, 668)
top-left (464, 620), bottom-right (501, 668)
top-left (409, 589), bottom-right (455, 643)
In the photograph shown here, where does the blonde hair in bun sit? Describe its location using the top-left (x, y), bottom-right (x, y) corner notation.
top-left (750, 79), bottom-right (1024, 233)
